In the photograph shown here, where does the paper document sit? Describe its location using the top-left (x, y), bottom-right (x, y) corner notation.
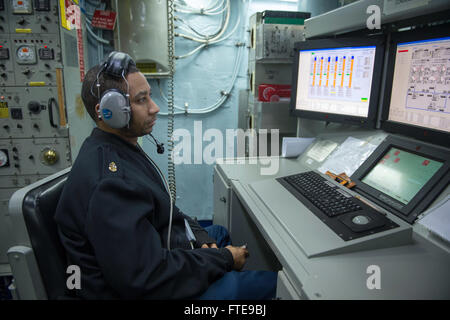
top-left (318, 136), bottom-right (378, 176)
top-left (306, 140), bottom-right (338, 162)
top-left (418, 195), bottom-right (450, 243)
top-left (281, 137), bottom-right (315, 158)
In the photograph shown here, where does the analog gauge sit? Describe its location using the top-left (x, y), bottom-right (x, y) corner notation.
top-left (16, 45), bottom-right (36, 64)
top-left (0, 149), bottom-right (9, 167)
top-left (12, 0), bottom-right (33, 14)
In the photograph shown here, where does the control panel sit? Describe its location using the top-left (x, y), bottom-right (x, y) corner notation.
top-left (10, 33), bottom-right (62, 86)
top-left (0, 137), bottom-right (71, 176)
top-left (0, 86), bottom-right (69, 138)
top-left (0, 0), bottom-right (76, 266)
top-left (9, 0), bottom-right (59, 34)
top-left (0, 0), bottom-right (10, 34)
top-left (0, 37), bottom-right (15, 86)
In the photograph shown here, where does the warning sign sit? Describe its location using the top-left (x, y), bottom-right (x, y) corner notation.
top-left (91, 10), bottom-right (117, 30)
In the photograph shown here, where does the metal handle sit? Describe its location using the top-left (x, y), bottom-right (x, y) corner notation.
top-left (48, 98), bottom-right (58, 128)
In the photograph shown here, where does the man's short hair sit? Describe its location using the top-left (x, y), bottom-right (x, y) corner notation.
top-left (81, 62), bottom-right (139, 122)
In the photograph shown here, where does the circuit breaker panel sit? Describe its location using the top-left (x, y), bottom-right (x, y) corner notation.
top-left (0, 0), bottom-right (86, 271)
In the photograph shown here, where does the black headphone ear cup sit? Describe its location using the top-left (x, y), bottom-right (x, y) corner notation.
top-left (99, 90), bottom-right (130, 129)
top-left (105, 51), bottom-right (134, 77)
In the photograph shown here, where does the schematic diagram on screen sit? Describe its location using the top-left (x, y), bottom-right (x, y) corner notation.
top-left (405, 42), bottom-right (450, 114)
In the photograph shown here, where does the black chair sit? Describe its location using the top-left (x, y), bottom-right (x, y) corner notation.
top-left (7, 168), bottom-right (73, 300)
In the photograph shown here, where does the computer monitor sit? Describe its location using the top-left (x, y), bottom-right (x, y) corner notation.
top-left (351, 135), bottom-right (449, 224)
top-left (381, 25), bottom-right (450, 148)
top-left (290, 37), bottom-right (385, 127)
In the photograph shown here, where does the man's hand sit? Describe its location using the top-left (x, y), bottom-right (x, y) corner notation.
top-left (201, 243), bottom-right (218, 249)
top-left (225, 245), bottom-right (249, 270)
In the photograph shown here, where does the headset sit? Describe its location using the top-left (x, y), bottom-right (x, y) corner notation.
top-left (91, 51), bottom-right (165, 154)
top-left (147, 134), bottom-right (165, 155)
top-left (91, 51), bottom-right (134, 129)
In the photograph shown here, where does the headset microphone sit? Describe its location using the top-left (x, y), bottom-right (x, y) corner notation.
top-left (149, 133), bottom-right (165, 154)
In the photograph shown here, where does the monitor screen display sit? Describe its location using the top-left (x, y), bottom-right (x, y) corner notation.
top-left (361, 147), bottom-right (443, 205)
top-left (387, 37), bottom-right (450, 133)
top-left (295, 46), bottom-right (377, 118)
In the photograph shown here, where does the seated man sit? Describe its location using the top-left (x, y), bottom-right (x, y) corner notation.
top-left (55, 52), bottom-right (277, 299)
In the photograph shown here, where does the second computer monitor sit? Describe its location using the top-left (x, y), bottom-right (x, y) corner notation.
top-left (381, 25), bottom-right (450, 148)
top-left (290, 37), bottom-right (385, 127)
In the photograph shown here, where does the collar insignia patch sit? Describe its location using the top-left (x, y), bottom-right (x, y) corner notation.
top-left (108, 161), bottom-right (117, 172)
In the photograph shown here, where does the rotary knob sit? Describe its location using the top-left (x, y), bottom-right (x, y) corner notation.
top-left (28, 101), bottom-right (42, 114)
top-left (40, 148), bottom-right (59, 165)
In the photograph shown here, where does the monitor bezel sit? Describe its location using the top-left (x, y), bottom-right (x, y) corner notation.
top-left (351, 135), bottom-right (450, 224)
top-left (380, 25), bottom-right (450, 148)
top-left (290, 36), bottom-right (385, 128)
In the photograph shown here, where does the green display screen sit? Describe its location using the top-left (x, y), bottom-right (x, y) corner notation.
top-left (362, 147), bottom-right (443, 205)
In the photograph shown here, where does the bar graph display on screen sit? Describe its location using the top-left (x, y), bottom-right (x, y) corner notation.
top-left (296, 46), bottom-right (376, 117)
top-left (387, 37), bottom-right (450, 133)
top-left (290, 37), bottom-right (384, 127)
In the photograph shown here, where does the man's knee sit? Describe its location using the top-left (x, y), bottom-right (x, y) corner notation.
top-left (205, 225), bottom-right (232, 247)
top-left (206, 224), bottom-right (228, 235)
top-left (196, 270), bottom-right (277, 300)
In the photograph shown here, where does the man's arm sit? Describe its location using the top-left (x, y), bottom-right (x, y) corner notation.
top-left (86, 177), bottom-right (233, 299)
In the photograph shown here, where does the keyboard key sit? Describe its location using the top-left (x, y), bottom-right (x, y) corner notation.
top-left (283, 171), bottom-right (362, 218)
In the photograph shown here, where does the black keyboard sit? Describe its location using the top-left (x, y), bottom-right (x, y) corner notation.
top-left (282, 171), bottom-right (362, 217)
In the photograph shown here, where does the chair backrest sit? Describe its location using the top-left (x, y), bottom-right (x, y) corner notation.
top-left (19, 171), bottom-right (71, 299)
